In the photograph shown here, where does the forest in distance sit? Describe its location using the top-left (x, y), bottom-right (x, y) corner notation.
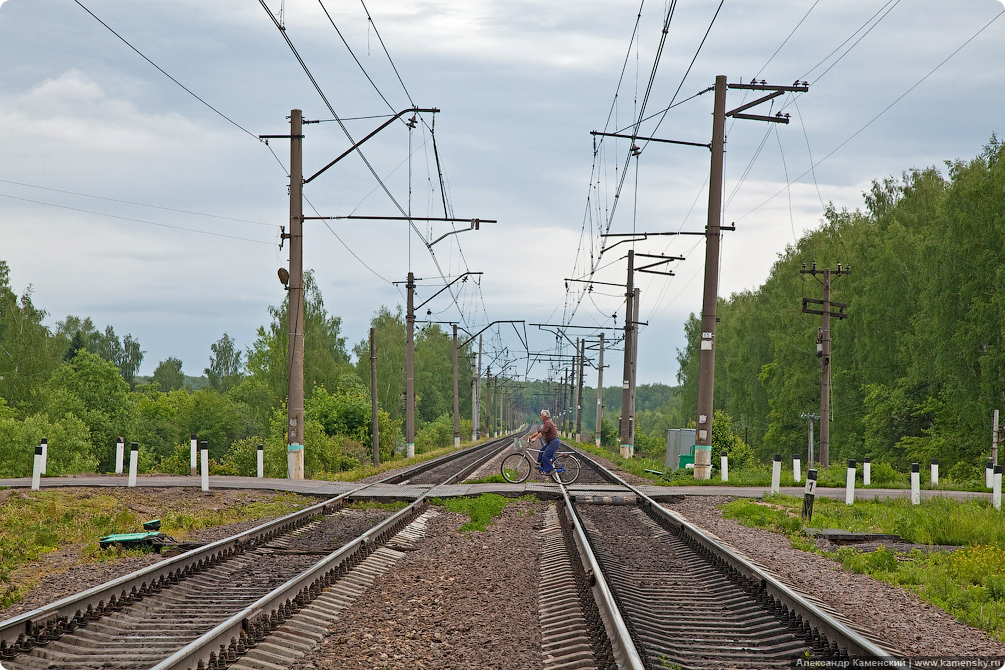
top-left (1, 138), bottom-right (1003, 479)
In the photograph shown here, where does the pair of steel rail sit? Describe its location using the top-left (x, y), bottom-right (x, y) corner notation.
top-left (1, 436), bottom-right (899, 669)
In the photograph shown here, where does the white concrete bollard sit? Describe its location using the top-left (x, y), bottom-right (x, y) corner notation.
top-left (987, 458), bottom-right (994, 490)
top-left (995, 465), bottom-right (1003, 511)
top-left (31, 443), bottom-right (43, 491)
top-left (115, 437), bottom-right (125, 474)
top-left (190, 433), bottom-right (198, 476)
top-left (793, 454), bottom-right (801, 483)
top-left (200, 440), bottom-right (209, 492)
top-left (771, 454), bottom-right (781, 494)
top-left (256, 444), bottom-right (264, 478)
top-left (128, 442), bottom-right (139, 487)
top-left (845, 459), bottom-right (856, 505)
top-left (720, 452), bottom-right (728, 483)
top-left (931, 459), bottom-right (939, 486)
top-left (910, 463), bottom-right (920, 505)
top-left (863, 457), bottom-right (871, 486)
top-left (40, 437), bottom-right (47, 474)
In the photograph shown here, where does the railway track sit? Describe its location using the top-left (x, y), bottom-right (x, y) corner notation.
top-left (1, 434), bottom-right (903, 670)
top-left (561, 450), bottom-right (902, 669)
top-left (0, 433), bottom-right (519, 670)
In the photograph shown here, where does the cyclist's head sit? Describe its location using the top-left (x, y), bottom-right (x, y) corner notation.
top-left (540, 409), bottom-right (551, 419)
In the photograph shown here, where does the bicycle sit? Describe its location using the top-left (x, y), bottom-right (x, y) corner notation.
top-left (500, 438), bottom-right (581, 484)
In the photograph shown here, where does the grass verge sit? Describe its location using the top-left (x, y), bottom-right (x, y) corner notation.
top-left (0, 490), bottom-right (312, 608)
top-left (429, 493), bottom-right (536, 532)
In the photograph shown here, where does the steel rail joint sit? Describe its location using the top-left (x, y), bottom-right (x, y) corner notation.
top-left (559, 484), bottom-right (647, 670)
top-left (572, 451), bottom-right (902, 663)
top-left (0, 486), bottom-right (370, 650)
top-left (149, 498), bottom-right (429, 670)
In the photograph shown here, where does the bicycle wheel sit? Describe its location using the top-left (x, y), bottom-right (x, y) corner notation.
top-left (501, 453), bottom-right (532, 483)
top-left (553, 454), bottom-right (581, 485)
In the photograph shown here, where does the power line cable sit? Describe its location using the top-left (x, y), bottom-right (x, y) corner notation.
top-left (0, 178), bottom-right (274, 227)
top-left (0, 192), bottom-right (274, 245)
top-left (73, 0), bottom-right (262, 142)
top-left (735, 6), bottom-right (1005, 223)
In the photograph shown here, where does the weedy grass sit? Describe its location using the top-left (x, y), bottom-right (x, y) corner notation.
top-left (722, 494), bottom-right (1005, 641)
top-left (0, 490), bottom-right (311, 607)
top-left (430, 493), bottom-right (537, 532)
top-left (464, 473), bottom-right (508, 484)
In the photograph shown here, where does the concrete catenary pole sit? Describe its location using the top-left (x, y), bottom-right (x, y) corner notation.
top-left (476, 335), bottom-right (482, 439)
top-left (287, 108), bottom-right (305, 480)
top-left (405, 272), bottom-right (416, 458)
top-left (370, 327), bottom-right (380, 467)
top-left (620, 249), bottom-right (635, 457)
top-left (576, 338), bottom-right (585, 443)
top-left (595, 333), bottom-right (605, 448)
top-left (471, 340), bottom-right (478, 441)
top-left (693, 75), bottom-right (728, 480)
top-left (629, 287), bottom-right (640, 457)
top-left (453, 325), bottom-right (461, 448)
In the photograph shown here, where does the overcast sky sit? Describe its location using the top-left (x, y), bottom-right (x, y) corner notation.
top-left (1, 0), bottom-right (1003, 388)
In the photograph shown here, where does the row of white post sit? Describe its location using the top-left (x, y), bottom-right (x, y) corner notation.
top-left (31, 436), bottom-right (268, 492)
top-left (765, 455), bottom-right (992, 509)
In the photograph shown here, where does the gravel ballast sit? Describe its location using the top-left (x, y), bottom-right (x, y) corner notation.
top-left (666, 495), bottom-right (1005, 656)
top-left (290, 500), bottom-right (545, 670)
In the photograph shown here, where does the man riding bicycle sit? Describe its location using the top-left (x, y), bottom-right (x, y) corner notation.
top-left (527, 409), bottom-right (560, 474)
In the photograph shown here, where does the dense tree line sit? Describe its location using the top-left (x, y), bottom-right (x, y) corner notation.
top-left (0, 266), bottom-right (479, 477)
top-left (675, 138), bottom-right (1005, 474)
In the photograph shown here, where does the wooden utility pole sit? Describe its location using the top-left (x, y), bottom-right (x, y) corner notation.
top-left (801, 263), bottom-right (850, 467)
top-left (595, 333), bottom-right (605, 447)
top-left (620, 249), bottom-right (635, 457)
top-left (287, 109), bottom-right (305, 480)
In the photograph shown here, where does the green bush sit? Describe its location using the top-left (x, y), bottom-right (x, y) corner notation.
top-left (0, 412), bottom-right (97, 477)
top-left (415, 413), bottom-right (454, 453)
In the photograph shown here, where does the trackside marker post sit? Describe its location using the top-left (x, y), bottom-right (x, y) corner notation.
top-left (190, 433), bottom-right (198, 476)
top-left (845, 459), bottom-right (856, 505)
top-left (793, 453), bottom-right (801, 483)
top-left (863, 457), bottom-right (871, 486)
top-left (115, 437), bottom-right (124, 474)
top-left (128, 442), bottom-right (138, 487)
top-left (995, 465), bottom-right (1003, 511)
top-left (40, 438), bottom-right (47, 474)
top-left (770, 454), bottom-right (781, 494)
top-left (987, 458), bottom-right (994, 490)
top-left (200, 440), bottom-right (209, 492)
top-left (257, 444), bottom-right (264, 478)
top-left (911, 463), bottom-right (920, 505)
top-left (801, 469), bottom-right (817, 522)
top-left (720, 452), bottom-right (728, 482)
top-left (931, 458), bottom-right (939, 486)
top-left (31, 444), bottom-right (42, 491)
